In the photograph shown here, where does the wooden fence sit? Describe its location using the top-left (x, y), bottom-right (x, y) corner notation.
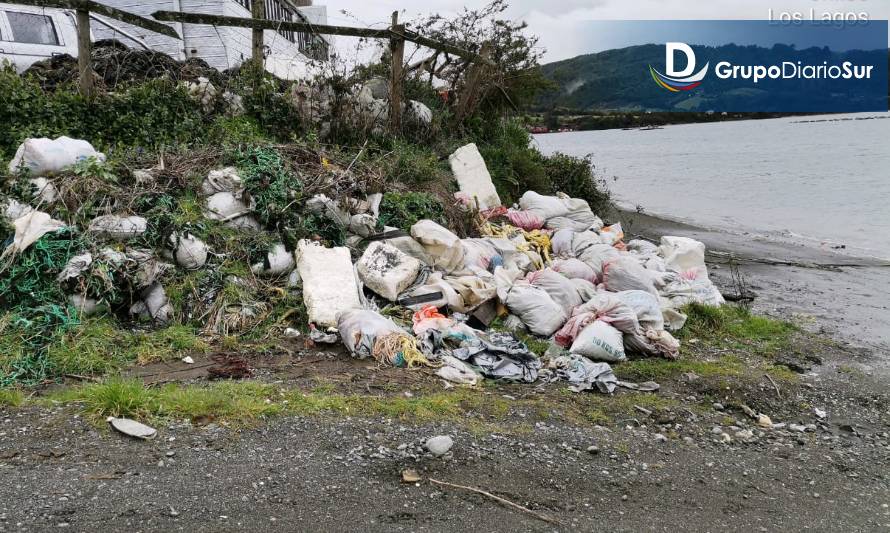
top-left (7, 0), bottom-right (494, 130)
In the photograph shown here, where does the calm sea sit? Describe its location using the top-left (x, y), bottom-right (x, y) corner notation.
top-left (533, 113), bottom-right (890, 259)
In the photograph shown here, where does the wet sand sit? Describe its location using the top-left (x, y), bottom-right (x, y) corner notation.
top-left (619, 210), bottom-right (890, 373)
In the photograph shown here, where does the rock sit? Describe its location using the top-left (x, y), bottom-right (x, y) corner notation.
top-left (719, 433), bottom-right (732, 443)
top-left (789, 423), bottom-right (807, 433)
top-left (401, 469), bottom-right (421, 483)
top-left (108, 417), bottom-right (157, 439)
top-left (736, 429), bottom-right (755, 440)
top-left (654, 433), bottom-right (667, 443)
top-left (448, 143), bottom-right (501, 210)
top-left (814, 408), bottom-right (827, 419)
top-left (425, 435), bottom-right (454, 457)
top-left (711, 426), bottom-right (724, 435)
top-left (586, 445), bottom-right (600, 454)
top-left (712, 402), bottom-right (725, 411)
top-left (182, 356), bottom-right (194, 364)
top-left (757, 414), bottom-right (773, 428)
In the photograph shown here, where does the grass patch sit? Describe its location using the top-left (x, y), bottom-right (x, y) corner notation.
top-left (44, 318), bottom-right (208, 375)
top-left (0, 388), bottom-right (24, 407)
top-left (681, 303), bottom-right (796, 350)
top-left (616, 356), bottom-right (745, 382)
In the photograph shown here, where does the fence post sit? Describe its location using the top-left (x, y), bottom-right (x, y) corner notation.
top-left (388, 11), bottom-right (404, 134)
top-left (75, 8), bottom-right (93, 98)
top-left (455, 41), bottom-right (492, 122)
top-left (251, 0), bottom-right (265, 69)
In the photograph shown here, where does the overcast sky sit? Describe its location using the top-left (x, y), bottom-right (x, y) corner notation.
top-left (322, 0), bottom-right (890, 64)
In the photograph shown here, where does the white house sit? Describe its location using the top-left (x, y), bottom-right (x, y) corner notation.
top-left (90, 0), bottom-right (329, 77)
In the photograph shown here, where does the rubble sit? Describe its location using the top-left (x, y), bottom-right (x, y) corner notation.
top-left (0, 132), bottom-right (728, 394)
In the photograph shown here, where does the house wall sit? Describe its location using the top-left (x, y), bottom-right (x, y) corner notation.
top-left (91, 0), bottom-right (323, 72)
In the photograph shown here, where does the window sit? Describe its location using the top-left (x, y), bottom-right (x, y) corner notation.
top-left (6, 11), bottom-right (60, 45)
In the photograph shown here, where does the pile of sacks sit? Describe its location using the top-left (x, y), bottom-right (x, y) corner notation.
top-left (290, 142), bottom-right (725, 393)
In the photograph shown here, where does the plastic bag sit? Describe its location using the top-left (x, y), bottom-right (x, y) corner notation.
top-left (251, 243), bottom-right (294, 277)
top-left (411, 219), bottom-right (465, 273)
top-left (337, 309), bottom-right (405, 359)
top-left (356, 241), bottom-right (422, 301)
top-left (602, 256), bottom-right (658, 296)
top-left (519, 191), bottom-right (603, 230)
top-left (570, 320), bottom-right (626, 362)
top-left (168, 232), bottom-right (208, 270)
top-left (626, 239), bottom-right (659, 256)
top-left (599, 223), bottom-right (624, 245)
top-left (461, 238), bottom-right (498, 271)
top-left (5, 211), bottom-right (65, 254)
top-left (505, 283), bottom-right (567, 337)
top-left (661, 277), bottom-right (725, 308)
top-left (505, 210), bottom-right (544, 231)
top-left (8, 136), bottom-right (105, 176)
top-left (552, 258), bottom-right (596, 284)
top-left (436, 355), bottom-right (479, 385)
top-left (201, 167), bottom-right (242, 195)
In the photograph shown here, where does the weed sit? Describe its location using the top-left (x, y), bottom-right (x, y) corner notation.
top-left (378, 191), bottom-right (446, 230)
top-left (0, 388), bottom-right (24, 407)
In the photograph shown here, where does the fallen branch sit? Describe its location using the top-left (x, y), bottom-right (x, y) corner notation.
top-left (428, 478), bottom-right (561, 525)
top-left (764, 373), bottom-right (782, 399)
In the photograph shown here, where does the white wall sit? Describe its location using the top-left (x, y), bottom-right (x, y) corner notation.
top-left (91, 0), bottom-right (323, 72)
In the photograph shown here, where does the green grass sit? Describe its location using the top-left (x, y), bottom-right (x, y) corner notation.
top-left (680, 303), bottom-right (796, 352)
top-left (0, 388), bottom-right (24, 407)
top-left (616, 356), bottom-right (745, 382)
top-left (44, 318), bottom-right (208, 374)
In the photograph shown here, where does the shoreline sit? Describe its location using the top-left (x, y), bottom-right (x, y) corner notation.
top-left (618, 208), bottom-right (890, 373)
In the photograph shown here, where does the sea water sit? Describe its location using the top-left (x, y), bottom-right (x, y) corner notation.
top-left (534, 113), bottom-right (890, 259)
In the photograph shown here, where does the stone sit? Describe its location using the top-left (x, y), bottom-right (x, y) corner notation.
top-left (425, 435), bottom-right (454, 457)
top-left (712, 402), bottom-right (725, 411)
top-left (448, 143), bottom-right (501, 210)
top-left (586, 445), bottom-right (600, 454)
top-left (757, 414), bottom-right (773, 428)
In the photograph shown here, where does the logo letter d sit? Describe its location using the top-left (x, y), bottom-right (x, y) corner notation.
top-left (666, 42), bottom-right (695, 77)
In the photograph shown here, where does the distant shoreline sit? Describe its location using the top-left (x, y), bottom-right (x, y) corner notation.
top-left (525, 111), bottom-right (808, 133)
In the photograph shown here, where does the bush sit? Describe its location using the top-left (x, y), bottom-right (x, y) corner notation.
top-left (542, 152), bottom-right (611, 216)
top-left (379, 192), bottom-right (446, 230)
top-left (0, 66), bottom-right (205, 157)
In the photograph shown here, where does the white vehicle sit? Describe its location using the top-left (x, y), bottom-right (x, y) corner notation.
top-left (0, 3), bottom-right (81, 72)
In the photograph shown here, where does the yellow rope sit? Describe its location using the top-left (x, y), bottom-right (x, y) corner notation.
top-left (481, 223), bottom-right (551, 268)
top-left (372, 333), bottom-right (432, 368)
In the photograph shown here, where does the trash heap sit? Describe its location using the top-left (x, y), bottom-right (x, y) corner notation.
top-left (1, 136), bottom-right (724, 392)
top-left (292, 142), bottom-right (726, 393)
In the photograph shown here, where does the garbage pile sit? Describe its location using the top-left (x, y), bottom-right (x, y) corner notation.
top-left (1, 135), bottom-right (724, 392)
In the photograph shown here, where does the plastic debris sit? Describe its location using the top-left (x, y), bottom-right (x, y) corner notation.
top-left (88, 215), bottom-right (148, 241)
top-left (8, 136), bottom-right (105, 176)
top-left (6, 211), bottom-right (66, 254)
top-left (296, 240), bottom-right (362, 328)
top-left (449, 143), bottom-right (501, 210)
top-left (357, 241), bottom-right (422, 301)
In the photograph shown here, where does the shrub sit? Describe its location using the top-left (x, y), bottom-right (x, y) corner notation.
top-left (379, 192), bottom-right (446, 230)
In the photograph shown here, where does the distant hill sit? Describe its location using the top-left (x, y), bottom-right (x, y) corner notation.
top-left (535, 44), bottom-right (889, 112)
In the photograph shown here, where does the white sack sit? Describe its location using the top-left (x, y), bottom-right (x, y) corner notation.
top-left (411, 219), bottom-right (465, 273)
top-left (505, 283), bottom-right (567, 337)
top-left (7, 211), bottom-right (65, 253)
top-left (602, 256), bottom-right (658, 296)
top-left (615, 290), bottom-right (664, 331)
top-left (168, 232), bottom-right (208, 270)
top-left (201, 167), bottom-right (242, 195)
top-left (8, 136), bottom-right (105, 176)
top-left (529, 268), bottom-right (583, 313)
top-left (251, 243), bottom-right (294, 276)
top-left (570, 320), bottom-right (626, 362)
top-left (337, 309), bottom-right (405, 359)
top-left (659, 236), bottom-right (707, 275)
top-left (87, 215), bottom-right (147, 241)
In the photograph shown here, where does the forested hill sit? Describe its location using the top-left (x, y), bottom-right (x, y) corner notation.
top-left (535, 44), bottom-right (890, 112)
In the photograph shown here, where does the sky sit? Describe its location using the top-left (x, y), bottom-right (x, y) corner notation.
top-left (320, 0), bottom-right (890, 65)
